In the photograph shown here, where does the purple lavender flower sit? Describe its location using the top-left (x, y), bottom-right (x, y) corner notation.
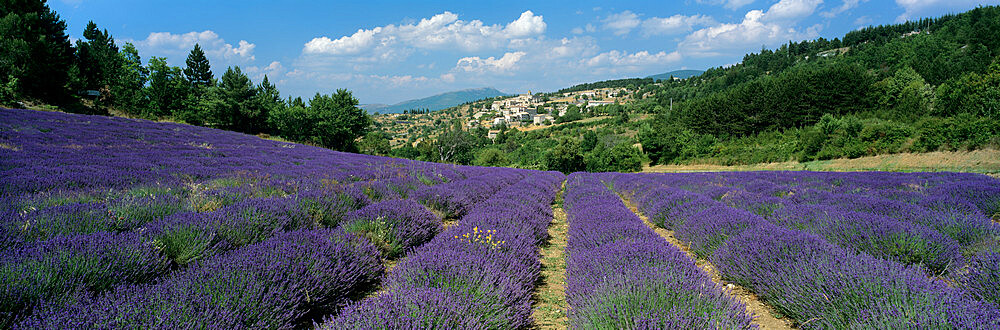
top-left (343, 199), bottom-right (441, 258)
top-left (1, 231), bottom-right (168, 327)
top-left (564, 174), bottom-right (755, 329)
top-left (20, 228), bottom-right (382, 328)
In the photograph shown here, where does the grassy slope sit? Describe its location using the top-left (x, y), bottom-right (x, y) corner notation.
top-left (644, 149), bottom-right (1000, 174)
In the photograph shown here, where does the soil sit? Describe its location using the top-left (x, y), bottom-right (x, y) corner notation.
top-left (619, 195), bottom-right (795, 330)
top-left (531, 182), bottom-right (570, 329)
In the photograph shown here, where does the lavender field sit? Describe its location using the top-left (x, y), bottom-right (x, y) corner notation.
top-left (2, 107), bottom-right (999, 329)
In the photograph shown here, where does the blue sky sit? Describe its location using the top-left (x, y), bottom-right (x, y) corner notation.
top-left (51, 0), bottom-right (998, 104)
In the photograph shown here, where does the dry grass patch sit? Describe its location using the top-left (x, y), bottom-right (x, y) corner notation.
top-left (645, 149), bottom-right (1000, 174)
top-left (532, 183), bottom-right (570, 329)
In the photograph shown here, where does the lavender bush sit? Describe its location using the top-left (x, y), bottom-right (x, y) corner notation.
top-left (343, 199), bottom-right (441, 258)
top-left (963, 251), bottom-right (1000, 308)
top-left (771, 204), bottom-right (963, 273)
top-left (713, 225), bottom-right (1000, 329)
top-left (0, 108), bottom-right (536, 326)
top-left (609, 171), bottom-right (1000, 328)
top-left (563, 174), bottom-right (755, 329)
top-left (20, 228), bottom-right (382, 328)
top-left (323, 172), bottom-right (563, 328)
top-left (1, 232), bottom-right (168, 327)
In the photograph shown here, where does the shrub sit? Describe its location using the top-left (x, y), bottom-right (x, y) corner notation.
top-left (207, 197), bottom-right (309, 248)
top-left (21, 229), bottom-right (382, 328)
top-left (295, 187), bottom-right (369, 229)
top-left (343, 199), bottom-right (440, 258)
top-left (675, 206), bottom-right (767, 259)
top-left (563, 174), bottom-right (754, 329)
top-left (0, 75), bottom-right (18, 107)
top-left (713, 225), bottom-right (1000, 329)
top-left (1, 232), bottom-right (168, 327)
top-left (321, 288), bottom-right (492, 329)
top-left (771, 204), bottom-right (963, 274)
top-left (963, 251), bottom-right (1000, 307)
top-left (584, 142), bottom-right (644, 173)
top-left (146, 212), bottom-right (217, 265)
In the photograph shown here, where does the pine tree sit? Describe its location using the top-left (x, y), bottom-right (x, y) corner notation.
top-left (75, 21), bottom-right (120, 93)
top-left (254, 75), bottom-right (283, 134)
top-left (0, 0), bottom-right (75, 102)
top-left (184, 44), bottom-right (214, 88)
top-left (217, 66), bottom-right (257, 132)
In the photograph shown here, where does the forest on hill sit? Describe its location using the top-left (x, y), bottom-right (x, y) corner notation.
top-left (638, 7), bottom-right (999, 166)
top-left (392, 6), bottom-right (1000, 172)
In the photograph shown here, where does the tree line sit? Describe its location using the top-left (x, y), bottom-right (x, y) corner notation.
top-left (556, 78), bottom-right (653, 94)
top-left (639, 5), bottom-right (1000, 166)
top-left (1, 0), bottom-right (371, 152)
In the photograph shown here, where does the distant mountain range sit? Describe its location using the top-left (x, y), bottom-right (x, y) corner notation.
top-left (361, 87), bottom-right (510, 114)
top-left (647, 69), bottom-right (705, 81)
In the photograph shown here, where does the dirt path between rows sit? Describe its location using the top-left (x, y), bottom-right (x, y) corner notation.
top-left (619, 195), bottom-right (795, 330)
top-left (531, 182), bottom-right (570, 329)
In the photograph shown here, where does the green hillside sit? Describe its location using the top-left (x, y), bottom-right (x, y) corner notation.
top-left (639, 5), bottom-right (1000, 166)
top-left (647, 70), bottom-right (704, 81)
top-left (362, 87), bottom-right (510, 114)
top-left (396, 6), bottom-right (1000, 173)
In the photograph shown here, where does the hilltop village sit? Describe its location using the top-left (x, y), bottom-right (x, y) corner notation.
top-left (372, 87), bottom-right (638, 148)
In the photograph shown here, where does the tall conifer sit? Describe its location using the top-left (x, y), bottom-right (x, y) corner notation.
top-left (184, 44), bottom-right (213, 88)
top-left (0, 0), bottom-right (75, 101)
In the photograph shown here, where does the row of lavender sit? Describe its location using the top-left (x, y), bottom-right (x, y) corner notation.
top-left (705, 172), bottom-right (1000, 313)
top-left (610, 171), bottom-right (1000, 328)
top-left (0, 107), bottom-right (474, 198)
top-left (7, 173), bottom-right (532, 328)
top-left (651, 171), bottom-right (999, 300)
top-left (620, 177), bottom-right (969, 274)
top-left (651, 171), bottom-right (1000, 229)
top-left (0, 108), bottom-right (535, 327)
top-left (562, 173), bottom-right (756, 328)
top-left (323, 171), bottom-right (564, 328)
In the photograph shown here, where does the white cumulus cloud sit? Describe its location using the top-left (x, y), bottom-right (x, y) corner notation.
top-left (302, 10), bottom-right (547, 58)
top-left (603, 11), bottom-right (717, 37)
top-left (303, 28), bottom-right (380, 55)
top-left (822, 0), bottom-right (867, 18)
top-left (585, 50), bottom-right (681, 68)
top-left (641, 14), bottom-right (717, 36)
top-left (243, 61), bottom-right (285, 82)
top-left (696, 0), bottom-right (757, 10)
top-left (679, 0), bottom-right (823, 57)
top-left (455, 51), bottom-right (527, 73)
top-left (131, 30), bottom-right (256, 62)
top-left (504, 11), bottom-right (547, 37)
top-left (602, 11), bottom-right (642, 36)
top-left (763, 0), bottom-right (824, 22)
